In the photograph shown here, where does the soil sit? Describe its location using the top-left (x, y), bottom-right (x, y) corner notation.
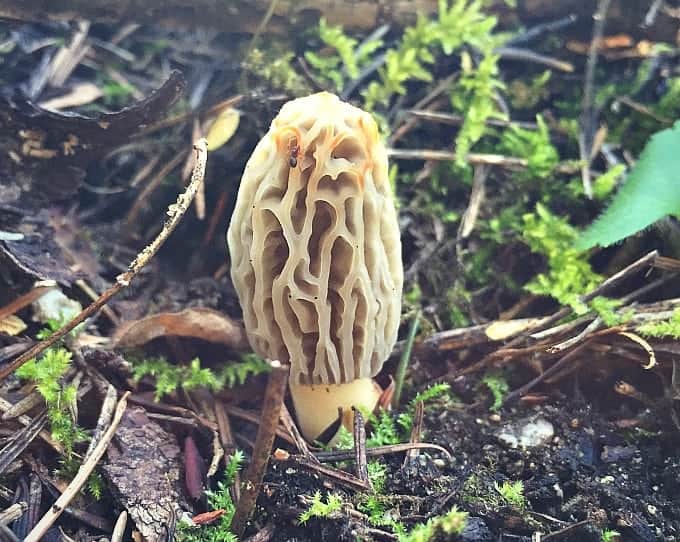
top-left (1, 3), bottom-right (680, 542)
top-left (256, 392), bottom-right (680, 541)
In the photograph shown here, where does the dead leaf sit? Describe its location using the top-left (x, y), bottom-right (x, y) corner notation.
top-left (0, 315), bottom-right (27, 335)
top-left (618, 331), bottom-right (657, 369)
top-left (485, 318), bottom-right (547, 341)
top-left (192, 509), bottom-right (225, 525)
top-left (111, 307), bottom-right (249, 349)
top-left (38, 83), bottom-right (104, 111)
top-left (1, 70), bottom-right (186, 208)
top-left (205, 107), bottom-right (240, 152)
top-left (184, 435), bottom-right (205, 500)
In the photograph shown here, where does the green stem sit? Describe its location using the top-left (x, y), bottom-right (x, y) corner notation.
top-left (392, 310), bottom-right (421, 409)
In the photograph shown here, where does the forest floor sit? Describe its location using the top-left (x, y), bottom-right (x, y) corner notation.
top-left (1, 2), bottom-right (680, 541)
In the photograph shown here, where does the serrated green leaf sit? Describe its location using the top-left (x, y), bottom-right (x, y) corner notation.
top-left (576, 121), bottom-right (680, 249)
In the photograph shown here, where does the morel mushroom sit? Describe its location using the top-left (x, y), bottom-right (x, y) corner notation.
top-left (227, 92), bottom-right (403, 441)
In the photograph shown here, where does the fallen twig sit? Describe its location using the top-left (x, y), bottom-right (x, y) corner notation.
top-left (314, 441), bottom-right (452, 463)
top-left (110, 511), bottom-right (127, 542)
top-left (504, 341), bottom-right (594, 404)
top-left (224, 404), bottom-right (296, 446)
top-left (0, 138), bottom-right (209, 381)
top-left (387, 148), bottom-right (528, 169)
top-left (279, 402), bottom-right (317, 461)
top-left (0, 412), bottom-right (47, 476)
top-left (454, 250), bottom-right (661, 377)
top-left (215, 400), bottom-right (241, 501)
top-left (125, 149), bottom-right (188, 226)
top-left (84, 385), bottom-right (118, 458)
top-left (352, 408), bottom-right (371, 489)
top-left (404, 401), bottom-right (424, 468)
top-left (23, 391), bottom-right (130, 542)
top-left (506, 14), bottom-right (578, 45)
top-left (579, 0), bottom-right (612, 198)
top-left (274, 450), bottom-right (372, 492)
top-left (407, 109), bottom-right (537, 130)
top-left (128, 394), bottom-right (218, 431)
top-left (497, 46), bottom-right (574, 72)
top-left (1, 390), bottom-right (43, 421)
top-left (231, 360), bottom-right (289, 538)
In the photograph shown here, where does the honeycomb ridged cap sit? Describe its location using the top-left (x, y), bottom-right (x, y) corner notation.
top-left (227, 92), bottom-right (403, 386)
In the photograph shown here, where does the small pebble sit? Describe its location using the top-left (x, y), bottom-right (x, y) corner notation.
top-left (497, 417), bottom-right (555, 449)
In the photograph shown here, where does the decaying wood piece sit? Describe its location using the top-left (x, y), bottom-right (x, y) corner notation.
top-left (0, 0), bottom-right (676, 42)
top-left (0, 71), bottom-right (185, 210)
top-left (102, 407), bottom-right (188, 542)
top-left (0, 0), bottom-right (437, 32)
top-left (519, 0), bottom-right (680, 43)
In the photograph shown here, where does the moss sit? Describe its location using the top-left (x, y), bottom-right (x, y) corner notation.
top-left (499, 115), bottom-right (559, 180)
top-left (522, 203), bottom-right (602, 314)
top-left (298, 491), bottom-right (344, 524)
top-left (637, 308), bottom-right (680, 339)
top-left (451, 48), bottom-right (506, 165)
top-left (481, 373), bottom-right (509, 411)
top-left (178, 451), bottom-right (244, 541)
top-left (304, 18), bottom-right (382, 92)
top-left (244, 44), bottom-right (310, 95)
top-left (508, 70), bottom-right (551, 110)
top-left (131, 354), bottom-right (270, 401)
top-left (495, 480), bottom-right (526, 510)
top-left (399, 506), bottom-right (468, 541)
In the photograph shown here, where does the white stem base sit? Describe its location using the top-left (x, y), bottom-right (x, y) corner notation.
top-left (289, 378), bottom-right (382, 444)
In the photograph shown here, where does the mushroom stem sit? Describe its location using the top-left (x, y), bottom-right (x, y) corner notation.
top-left (289, 378), bottom-right (382, 443)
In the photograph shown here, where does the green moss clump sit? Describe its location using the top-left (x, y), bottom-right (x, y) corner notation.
top-left (522, 203), bottom-right (602, 314)
top-left (131, 354), bottom-right (270, 401)
top-left (178, 451), bottom-right (244, 542)
top-left (637, 309), bottom-right (680, 339)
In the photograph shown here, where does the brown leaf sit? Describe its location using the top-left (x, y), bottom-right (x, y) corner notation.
top-left (111, 307), bottom-right (249, 350)
top-left (192, 509), bottom-right (225, 525)
top-left (0, 70), bottom-right (186, 209)
top-left (184, 435), bottom-right (205, 500)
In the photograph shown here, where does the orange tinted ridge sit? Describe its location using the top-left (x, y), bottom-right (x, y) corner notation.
top-left (357, 116), bottom-right (378, 186)
top-left (328, 131), bottom-right (367, 191)
top-left (275, 125), bottom-right (304, 161)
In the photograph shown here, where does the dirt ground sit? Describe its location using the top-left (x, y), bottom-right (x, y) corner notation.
top-left (1, 2), bottom-right (680, 541)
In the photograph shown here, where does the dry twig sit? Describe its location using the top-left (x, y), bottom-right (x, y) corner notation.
top-left (352, 408), bottom-right (371, 489)
top-left (0, 138), bottom-right (209, 381)
top-left (279, 402), bottom-right (317, 461)
top-left (314, 441), bottom-right (452, 463)
top-left (23, 392), bottom-right (130, 542)
top-left (404, 401), bottom-right (424, 468)
top-left (0, 412), bottom-right (47, 476)
top-left (231, 360), bottom-right (289, 538)
top-left (579, 0), bottom-right (612, 198)
top-left (274, 450), bottom-right (372, 492)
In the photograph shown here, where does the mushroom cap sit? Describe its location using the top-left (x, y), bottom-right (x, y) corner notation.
top-left (227, 92), bottom-right (403, 386)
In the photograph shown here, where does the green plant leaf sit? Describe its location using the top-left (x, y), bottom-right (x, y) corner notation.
top-left (576, 121), bottom-right (680, 249)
